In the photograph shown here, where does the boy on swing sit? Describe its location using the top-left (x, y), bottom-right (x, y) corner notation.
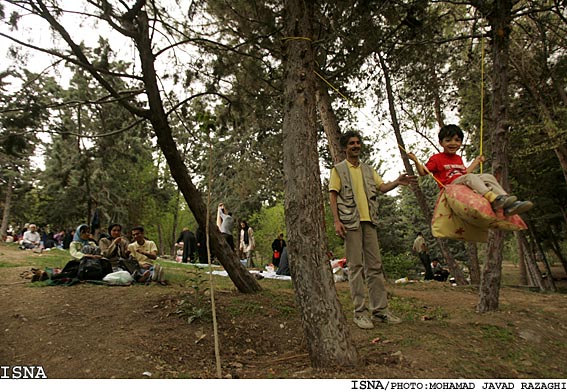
top-left (407, 124), bottom-right (533, 216)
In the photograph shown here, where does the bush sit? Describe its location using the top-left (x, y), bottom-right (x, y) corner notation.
top-left (382, 252), bottom-right (420, 281)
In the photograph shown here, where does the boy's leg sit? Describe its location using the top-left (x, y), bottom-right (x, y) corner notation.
top-left (453, 174), bottom-right (491, 196)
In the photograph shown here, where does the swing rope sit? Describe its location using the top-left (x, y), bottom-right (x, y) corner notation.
top-left (479, 33), bottom-right (485, 174)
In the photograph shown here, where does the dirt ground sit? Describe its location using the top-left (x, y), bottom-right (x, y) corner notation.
top-left (1, 242), bottom-right (567, 379)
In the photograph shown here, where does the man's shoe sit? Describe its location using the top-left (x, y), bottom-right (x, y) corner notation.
top-left (504, 200), bottom-right (533, 216)
top-left (353, 314), bottom-right (374, 329)
top-left (372, 312), bottom-right (402, 325)
top-left (491, 195), bottom-right (517, 211)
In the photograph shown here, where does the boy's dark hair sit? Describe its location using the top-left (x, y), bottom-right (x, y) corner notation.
top-left (131, 225), bottom-right (145, 233)
top-left (438, 124), bottom-right (464, 142)
top-left (339, 130), bottom-right (362, 150)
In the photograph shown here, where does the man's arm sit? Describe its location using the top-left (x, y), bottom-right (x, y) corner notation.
top-left (329, 191), bottom-right (346, 239)
top-left (379, 173), bottom-right (417, 193)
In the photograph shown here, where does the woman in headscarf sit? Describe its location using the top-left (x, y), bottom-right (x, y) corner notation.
top-left (99, 223), bottom-right (130, 268)
top-left (69, 224), bottom-right (102, 260)
top-left (239, 220), bottom-right (256, 268)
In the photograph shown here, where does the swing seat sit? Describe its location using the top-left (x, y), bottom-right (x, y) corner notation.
top-left (431, 184), bottom-right (527, 242)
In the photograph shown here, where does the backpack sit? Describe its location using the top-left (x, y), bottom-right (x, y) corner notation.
top-left (77, 257), bottom-right (112, 280)
top-left (117, 257), bottom-right (140, 275)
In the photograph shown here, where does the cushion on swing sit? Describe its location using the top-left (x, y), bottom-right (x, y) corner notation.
top-left (431, 184), bottom-right (527, 242)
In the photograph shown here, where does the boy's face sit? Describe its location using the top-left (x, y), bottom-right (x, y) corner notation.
top-left (440, 134), bottom-right (462, 155)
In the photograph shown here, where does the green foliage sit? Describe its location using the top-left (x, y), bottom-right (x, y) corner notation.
top-left (382, 251), bottom-right (420, 280)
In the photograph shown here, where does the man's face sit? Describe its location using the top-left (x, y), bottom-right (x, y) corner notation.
top-left (345, 137), bottom-right (362, 159)
top-left (132, 230), bottom-right (144, 242)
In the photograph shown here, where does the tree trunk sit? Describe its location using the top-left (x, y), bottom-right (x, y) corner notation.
top-left (378, 53), bottom-right (467, 285)
top-left (477, 0), bottom-right (513, 312)
top-left (0, 176), bottom-right (14, 238)
top-left (315, 84), bottom-right (344, 164)
top-left (528, 224), bottom-right (556, 292)
top-left (467, 242), bottom-right (481, 285)
top-left (283, 0), bottom-right (359, 367)
top-left (516, 231), bottom-right (528, 286)
top-left (518, 231), bottom-right (546, 292)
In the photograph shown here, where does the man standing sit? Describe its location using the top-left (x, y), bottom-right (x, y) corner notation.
top-left (218, 203), bottom-right (235, 250)
top-left (413, 232), bottom-right (434, 280)
top-left (329, 131), bottom-right (415, 329)
top-left (176, 227), bottom-right (197, 263)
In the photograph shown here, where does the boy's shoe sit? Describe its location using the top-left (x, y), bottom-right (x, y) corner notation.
top-left (504, 200), bottom-right (533, 216)
top-left (491, 195), bottom-right (517, 211)
top-left (372, 312), bottom-right (402, 325)
top-left (353, 314), bottom-right (374, 329)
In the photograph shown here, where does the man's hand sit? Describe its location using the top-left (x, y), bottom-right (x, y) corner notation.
top-left (396, 173), bottom-right (417, 186)
top-left (334, 220), bottom-right (346, 239)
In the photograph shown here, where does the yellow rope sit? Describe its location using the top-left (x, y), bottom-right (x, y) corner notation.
top-left (479, 33), bottom-right (485, 174)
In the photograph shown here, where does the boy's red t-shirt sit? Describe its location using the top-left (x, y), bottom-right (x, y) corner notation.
top-left (425, 152), bottom-right (467, 188)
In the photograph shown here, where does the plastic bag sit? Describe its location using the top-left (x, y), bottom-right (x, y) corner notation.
top-left (102, 270), bottom-right (134, 285)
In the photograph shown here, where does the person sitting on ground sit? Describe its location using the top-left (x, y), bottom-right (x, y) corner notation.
top-left (128, 225), bottom-right (164, 284)
top-left (21, 224), bottom-right (41, 250)
top-left (276, 246), bottom-right (290, 276)
top-left (70, 224), bottom-right (103, 260)
top-left (43, 232), bottom-right (57, 249)
top-left (431, 258), bottom-right (450, 282)
top-left (408, 124), bottom-right (533, 217)
top-left (99, 223), bottom-right (130, 268)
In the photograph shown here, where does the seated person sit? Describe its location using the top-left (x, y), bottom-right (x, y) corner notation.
top-left (431, 258), bottom-right (450, 282)
top-left (99, 223), bottom-right (130, 268)
top-left (43, 232), bottom-right (57, 249)
top-left (70, 224), bottom-right (102, 260)
top-left (276, 246), bottom-right (290, 276)
top-left (128, 226), bottom-right (165, 284)
top-left (21, 224), bottom-right (41, 250)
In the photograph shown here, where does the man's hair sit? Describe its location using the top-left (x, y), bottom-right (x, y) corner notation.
top-left (131, 225), bottom-right (145, 233)
top-left (431, 258), bottom-right (440, 263)
top-left (438, 124), bottom-right (464, 142)
top-left (339, 130), bottom-right (363, 150)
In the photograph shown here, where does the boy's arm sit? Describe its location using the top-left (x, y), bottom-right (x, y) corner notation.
top-left (467, 155), bottom-right (485, 173)
top-left (407, 152), bottom-right (427, 176)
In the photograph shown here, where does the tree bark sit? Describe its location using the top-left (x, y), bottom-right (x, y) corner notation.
top-left (518, 231), bottom-right (546, 292)
top-left (477, 0), bottom-right (513, 312)
top-left (315, 84), bottom-right (344, 164)
top-left (0, 176), bottom-right (14, 238)
top-left (516, 232), bottom-right (528, 286)
top-left (467, 242), bottom-right (481, 285)
top-left (283, 0), bottom-right (359, 367)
